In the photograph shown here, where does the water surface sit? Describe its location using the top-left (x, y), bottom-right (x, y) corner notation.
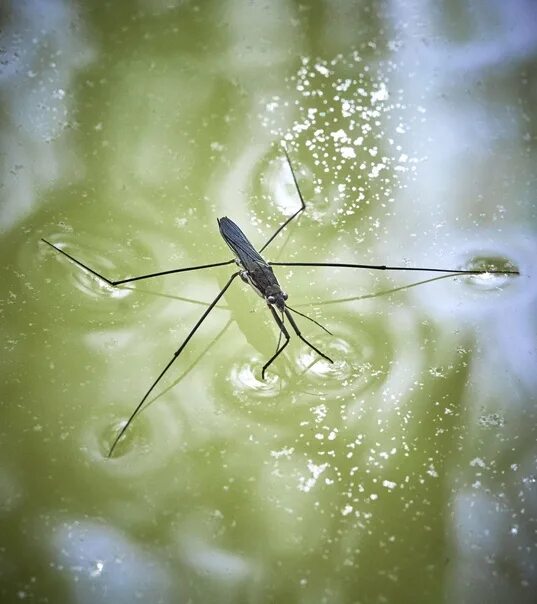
top-left (1, 1), bottom-right (536, 602)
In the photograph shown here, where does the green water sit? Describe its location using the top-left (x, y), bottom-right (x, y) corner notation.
top-left (1, 1), bottom-right (536, 603)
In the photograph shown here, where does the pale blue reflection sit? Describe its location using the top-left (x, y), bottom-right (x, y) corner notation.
top-left (450, 489), bottom-right (534, 602)
top-left (49, 519), bottom-right (174, 603)
top-left (0, 0), bottom-right (94, 231)
top-left (394, 0), bottom-right (537, 72)
top-left (180, 534), bottom-right (255, 582)
top-left (386, 1), bottom-right (537, 600)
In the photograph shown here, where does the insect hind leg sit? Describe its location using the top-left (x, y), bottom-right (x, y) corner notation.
top-left (284, 308), bottom-right (333, 365)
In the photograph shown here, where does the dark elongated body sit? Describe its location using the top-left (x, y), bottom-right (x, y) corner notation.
top-left (215, 215), bottom-right (332, 391)
top-left (218, 217), bottom-right (288, 309)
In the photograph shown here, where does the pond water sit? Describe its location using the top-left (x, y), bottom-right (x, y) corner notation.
top-left (1, 1), bottom-right (536, 602)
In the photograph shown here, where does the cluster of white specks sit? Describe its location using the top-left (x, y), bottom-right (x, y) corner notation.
top-left (270, 446), bottom-right (295, 459)
top-left (341, 504), bottom-right (354, 516)
top-left (314, 62), bottom-right (331, 77)
top-left (260, 51), bottom-right (423, 221)
top-left (312, 403), bottom-right (328, 424)
top-left (298, 461), bottom-right (329, 493)
top-left (478, 412), bottom-right (505, 428)
top-left (371, 82), bottom-right (389, 104)
top-left (367, 445), bottom-right (398, 469)
top-left (426, 464), bottom-right (439, 478)
top-left (345, 436), bottom-right (365, 460)
top-left (470, 457), bottom-right (486, 468)
top-left (174, 217), bottom-right (188, 228)
top-left (89, 559), bottom-right (105, 578)
top-left (52, 88), bottom-right (66, 100)
top-left (210, 141), bottom-right (224, 152)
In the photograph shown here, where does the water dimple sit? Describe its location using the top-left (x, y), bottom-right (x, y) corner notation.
top-left (296, 336), bottom-right (353, 378)
top-left (229, 358), bottom-right (286, 398)
top-left (85, 404), bottom-right (183, 470)
top-left (43, 236), bottom-right (133, 300)
top-left (100, 419), bottom-right (142, 459)
top-left (293, 330), bottom-right (385, 399)
top-left (462, 254), bottom-right (519, 291)
top-left (71, 259), bottom-right (129, 300)
top-left (220, 309), bottom-right (395, 417)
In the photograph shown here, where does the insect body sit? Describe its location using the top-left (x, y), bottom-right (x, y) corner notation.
top-left (218, 216), bottom-right (288, 309)
top-left (217, 215), bottom-right (334, 380)
top-left (41, 148), bottom-right (519, 457)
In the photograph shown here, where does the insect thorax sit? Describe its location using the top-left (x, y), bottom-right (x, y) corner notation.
top-left (240, 263), bottom-right (283, 300)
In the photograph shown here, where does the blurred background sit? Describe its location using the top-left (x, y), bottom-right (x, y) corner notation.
top-left (1, 0), bottom-right (536, 602)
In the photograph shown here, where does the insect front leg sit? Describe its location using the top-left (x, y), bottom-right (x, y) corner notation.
top-left (261, 306), bottom-right (290, 380)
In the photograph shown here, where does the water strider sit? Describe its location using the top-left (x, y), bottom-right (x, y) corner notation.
top-left (41, 148), bottom-right (520, 457)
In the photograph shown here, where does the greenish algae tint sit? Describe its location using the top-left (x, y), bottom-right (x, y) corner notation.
top-left (1, 1), bottom-right (536, 603)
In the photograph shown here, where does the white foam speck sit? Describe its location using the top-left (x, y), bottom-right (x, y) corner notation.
top-left (340, 146), bottom-right (356, 159)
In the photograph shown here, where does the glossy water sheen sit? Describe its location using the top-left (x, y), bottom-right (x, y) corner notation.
top-left (1, 1), bottom-right (536, 603)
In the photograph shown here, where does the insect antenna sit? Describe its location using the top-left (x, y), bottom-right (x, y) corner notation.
top-left (285, 304), bottom-right (333, 336)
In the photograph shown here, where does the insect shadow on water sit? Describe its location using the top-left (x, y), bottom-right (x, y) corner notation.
top-left (41, 147), bottom-right (520, 457)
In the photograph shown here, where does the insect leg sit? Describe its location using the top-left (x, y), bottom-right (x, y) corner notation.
top-left (269, 260), bottom-right (519, 276)
top-left (41, 239), bottom-right (234, 286)
top-left (259, 147), bottom-right (306, 253)
top-left (274, 322), bottom-right (283, 355)
top-left (284, 308), bottom-right (333, 365)
top-left (261, 306), bottom-right (291, 380)
top-left (108, 270), bottom-right (240, 457)
top-left (285, 304), bottom-right (333, 335)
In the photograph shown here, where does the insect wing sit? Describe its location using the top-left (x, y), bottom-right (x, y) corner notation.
top-left (218, 217), bottom-right (268, 271)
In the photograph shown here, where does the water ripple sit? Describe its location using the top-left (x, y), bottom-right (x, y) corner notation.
top-left (83, 403), bottom-right (183, 475)
top-left (229, 359), bottom-right (286, 398)
top-left (406, 230), bottom-right (533, 320)
top-left (41, 236), bottom-right (122, 294)
top-left (461, 253), bottom-right (520, 291)
top-left (216, 306), bottom-right (397, 426)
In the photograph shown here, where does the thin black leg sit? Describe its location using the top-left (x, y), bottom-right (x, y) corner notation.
top-left (148, 319), bottom-right (234, 405)
top-left (274, 322), bottom-right (283, 356)
top-left (108, 271), bottom-right (240, 457)
top-left (259, 148), bottom-right (306, 253)
top-left (261, 306), bottom-right (290, 380)
top-left (284, 308), bottom-right (333, 365)
top-left (270, 261), bottom-right (520, 276)
top-left (41, 239), bottom-right (234, 286)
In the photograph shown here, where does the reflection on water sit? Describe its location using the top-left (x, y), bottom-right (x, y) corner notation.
top-left (0, 0), bottom-right (94, 231)
top-left (48, 519), bottom-right (174, 603)
top-left (1, 0), bottom-right (536, 602)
